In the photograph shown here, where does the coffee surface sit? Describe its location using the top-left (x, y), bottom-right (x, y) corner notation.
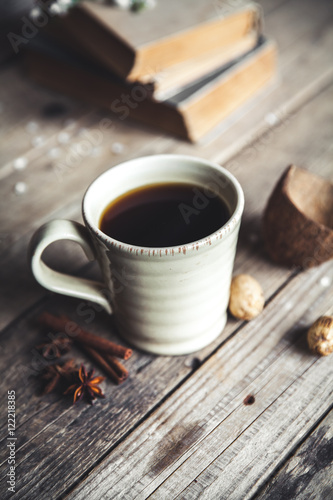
top-left (99, 182), bottom-right (230, 247)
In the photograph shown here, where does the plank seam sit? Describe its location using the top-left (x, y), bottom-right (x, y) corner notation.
top-left (157, 359), bottom-right (319, 500)
top-left (65, 266), bottom-right (331, 499)
top-left (249, 401), bottom-right (333, 500)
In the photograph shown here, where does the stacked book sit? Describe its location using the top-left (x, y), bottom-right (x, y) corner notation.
top-left (26, 0), bottom-right (277, 141)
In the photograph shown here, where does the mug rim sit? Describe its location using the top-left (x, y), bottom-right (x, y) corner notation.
top-left (82, 154), bottom-right (244, 256)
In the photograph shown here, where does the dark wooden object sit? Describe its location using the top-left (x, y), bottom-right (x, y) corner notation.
top-left (263, 165), bottom-right (333, 268)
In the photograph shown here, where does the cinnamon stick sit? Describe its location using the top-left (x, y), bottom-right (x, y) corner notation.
top-left (39, 312), bottom-right (132, 360)
top-left (80, 345), bottom-right (128, 385)
top-left (105, 355), bottom-right (129, 380)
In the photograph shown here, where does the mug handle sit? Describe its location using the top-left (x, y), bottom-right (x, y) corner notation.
top-left (29, 219), bottom-right (112, 314)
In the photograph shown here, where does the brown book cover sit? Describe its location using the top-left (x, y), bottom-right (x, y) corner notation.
top-left (45, 17), bottom-right (259, 100)
top-left (54, 0), bottom-right (262, 81)
top-left (25, 35), bottom-right (276, 142)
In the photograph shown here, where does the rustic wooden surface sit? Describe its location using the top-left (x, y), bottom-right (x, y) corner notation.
top-left (0, 0), bottom-right (332, 499)
top-left (256, 409), bottom-right (333, 500)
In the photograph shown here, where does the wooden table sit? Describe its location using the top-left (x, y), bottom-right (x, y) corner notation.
top-left (1, 0), bottom-right (332, 498)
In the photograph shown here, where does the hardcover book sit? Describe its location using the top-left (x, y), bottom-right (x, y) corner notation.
top-left (25, 35), bottom-right (277, 142)
top-left (55, 0), bottom-right (262, 81)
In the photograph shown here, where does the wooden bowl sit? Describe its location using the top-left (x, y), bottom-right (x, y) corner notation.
top-left (263, 165), bottom-right (333, 268)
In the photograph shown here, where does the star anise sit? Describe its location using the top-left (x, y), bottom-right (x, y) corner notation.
top-left (37, 334), bottom-right (72, 359)
top-left (64, 364), bottom-right (105, 405)
top-left (40, 359), bottom-right (77, 395)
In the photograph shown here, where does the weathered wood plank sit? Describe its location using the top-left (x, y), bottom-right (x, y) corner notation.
top-left (0, 2), bottom-right (332, 498)
top-left (65, 262), bottom-right (333, 500)
top-left (254, 409), bottom-right (333, 500)
top-left (0, 246), bottom-right (331, 500)
top-left (0, 292), bottom-right (205, 499)
top-left (0, 63), bottom-right (91, 167)
top-left (1, 77), bottom-right (332, 494)
top-left (0, 87), bottom-right (331, 499)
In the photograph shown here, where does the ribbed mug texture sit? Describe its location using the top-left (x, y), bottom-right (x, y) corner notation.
top-left (83, 155), bottom-right (244, 355)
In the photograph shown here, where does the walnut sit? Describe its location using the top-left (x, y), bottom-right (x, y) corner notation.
top-left (307, 316), bottom-right (333, 356)
top-left (228, 274), bottom-right (264, 321)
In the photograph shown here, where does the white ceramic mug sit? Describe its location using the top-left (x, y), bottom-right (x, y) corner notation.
top-left (30, 154), bottom-right (244, 355)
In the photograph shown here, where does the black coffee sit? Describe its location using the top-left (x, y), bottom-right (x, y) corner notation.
top-left (99, 182), bottom-right (230, 247)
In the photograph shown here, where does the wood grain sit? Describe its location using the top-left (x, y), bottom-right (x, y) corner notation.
top-left (254, 409), bottom-right (333, 500)
top-left (66, 262), bottom-right (333, 500)
top-left (0, 73), bottom-right (332, 500)
top-left (0, 1), bottom-right (332, 498)
top-left (0, 63), bottom-right (90, 169)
